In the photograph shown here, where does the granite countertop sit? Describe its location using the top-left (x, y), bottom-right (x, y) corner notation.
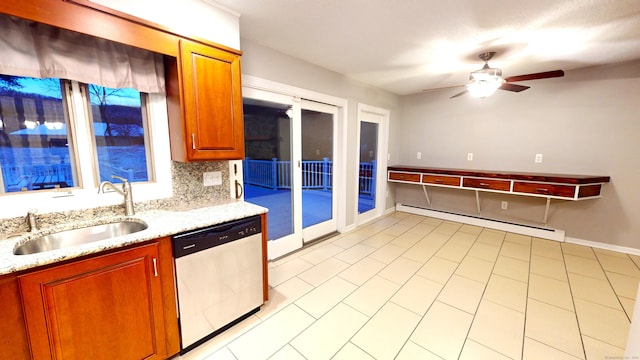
top-left (0, 201), bottom-right (267, 276)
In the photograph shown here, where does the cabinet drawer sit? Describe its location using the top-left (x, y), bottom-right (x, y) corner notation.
top-left (422, 174), bottom-right (460, 187)
top-left (513, 182), bottom-right (576, 198)
top-left (463, 178), bottom-right (511, 191)
top-left (388, 171), bottom-right (421, 183)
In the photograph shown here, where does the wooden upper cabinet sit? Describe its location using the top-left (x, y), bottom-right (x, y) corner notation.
top-left (167, 39), bottom-right (245, 161)
top-left (19, 243), bottom-right (168, 360)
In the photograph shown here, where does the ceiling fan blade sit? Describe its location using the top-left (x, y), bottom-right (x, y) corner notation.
top-left (450, 89), bottom-right (468, 98)
top-left (499, 83), bottom-right (530, 92)
top-left (504, 70), bottom-right (564, 83)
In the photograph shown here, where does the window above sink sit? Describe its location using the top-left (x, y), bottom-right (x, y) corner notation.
top-left (0, 14), bottom-right (173, 218)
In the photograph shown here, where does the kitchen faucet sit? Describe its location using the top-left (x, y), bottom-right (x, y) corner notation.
top-left (26, 209), bottom-right (38, 232)
top-left (99, 175), bottom-right (135, 216)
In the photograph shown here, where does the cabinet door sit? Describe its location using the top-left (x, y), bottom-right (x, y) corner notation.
top-left (179, 39), bottom-right (244, 160)
top-left (19, 243), bottom-right (167, 360)
top-left (0, 274), bottom-right (30, 360)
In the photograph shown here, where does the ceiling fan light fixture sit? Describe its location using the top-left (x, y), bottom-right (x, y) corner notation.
top-left (467, 79), bottom-right (502, 98)
top-left (467, 68), bottom-right (504, 98)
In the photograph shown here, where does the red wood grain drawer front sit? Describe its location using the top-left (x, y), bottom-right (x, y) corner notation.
top-left (388, 171), bottom-right (421, 183)
top-left (463, 178), bottom-right (511, 191)
top-left (578, 184), bottom-right (602, 198)
top-left (422, 174), bottom-right (461, 187)
top-left (513, 182), bottom-right (576, 198)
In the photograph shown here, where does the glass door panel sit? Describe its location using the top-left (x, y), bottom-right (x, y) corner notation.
top-left (356, 104), bottom-right (389, 226)
top-left (358, 121), bottom-right (378, 214)
top-left (242, 98), bottom-right (294, 241)
top-left (301, 103), bottom-right (336, 242)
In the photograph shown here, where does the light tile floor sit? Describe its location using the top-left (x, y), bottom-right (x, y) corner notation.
top-left (176, 212), bottom-right (639, 360)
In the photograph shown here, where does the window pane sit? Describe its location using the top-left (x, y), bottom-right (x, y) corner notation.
top-left (87, 84), bottom-right (151, 184)
top-left (0, 75), bottom-right (77, 193)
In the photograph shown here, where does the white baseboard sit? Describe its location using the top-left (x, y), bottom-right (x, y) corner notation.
top-left (396, 203), bottom-right (565, 242)
top-left (565, 237), bottom-right (640, 256)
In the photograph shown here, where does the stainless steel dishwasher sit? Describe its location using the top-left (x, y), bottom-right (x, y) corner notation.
top-left (172, 215), bottom-right (263, 354)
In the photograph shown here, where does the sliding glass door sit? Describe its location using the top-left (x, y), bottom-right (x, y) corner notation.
top-left (242, 89), bottom-right (337, 258)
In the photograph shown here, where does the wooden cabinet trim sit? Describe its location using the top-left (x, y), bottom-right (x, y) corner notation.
top-left (0, 1), bottom-right (241, 58)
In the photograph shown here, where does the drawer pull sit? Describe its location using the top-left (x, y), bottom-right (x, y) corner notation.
top-left (435, 179), bottom-right (442, 183)
top-left (479, 182), bottom-right (490, 187)
top-left (536, 188), bottom-right (550, 192)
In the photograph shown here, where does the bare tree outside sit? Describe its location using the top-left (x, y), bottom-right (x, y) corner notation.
top-left (88, 84), bottom-right (120, 145)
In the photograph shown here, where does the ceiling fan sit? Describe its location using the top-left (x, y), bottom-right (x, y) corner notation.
top-left (432, 52), bottom-right (564, 98)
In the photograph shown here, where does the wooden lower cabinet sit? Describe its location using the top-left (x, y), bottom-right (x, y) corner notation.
top-left (0, 274), bottom-right (31, 359)
top-left (18, 241), bottom-right (178, 360)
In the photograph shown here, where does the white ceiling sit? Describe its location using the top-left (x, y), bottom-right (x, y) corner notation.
top-left (211, 0), bottom-right (640, 95)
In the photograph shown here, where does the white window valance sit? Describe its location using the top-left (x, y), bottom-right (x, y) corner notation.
top-left (0, 14), bottom-right (165, 94)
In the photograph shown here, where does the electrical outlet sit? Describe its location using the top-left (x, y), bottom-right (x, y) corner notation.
top-left (467, 153), bottom-right (473, 161)
top-left (535, 154), bottom-right (543, 163)
top-left (501, 201), bottom-right (508, 210)
top-left (417, 152), bottom-right (422, 160)
top-left (203, 171), bottom-right (222, 186)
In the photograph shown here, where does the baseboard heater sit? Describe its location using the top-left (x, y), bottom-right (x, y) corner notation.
top-left (396, 203), bottom-right (565, 242)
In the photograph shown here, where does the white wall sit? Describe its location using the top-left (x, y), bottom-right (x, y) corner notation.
top-left (395, 60), bottom-right (640, 249)
top-left (239, 39), bottom-right (400, 227)
top-left (89, 0), bottom-right (240, 49)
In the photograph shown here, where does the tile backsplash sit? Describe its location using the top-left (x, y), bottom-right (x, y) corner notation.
top-left (1, 161), bottom-right (232, 235)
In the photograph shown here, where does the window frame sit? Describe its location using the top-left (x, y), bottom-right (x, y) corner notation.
top-left (0, 79), bottom-right (172, 218)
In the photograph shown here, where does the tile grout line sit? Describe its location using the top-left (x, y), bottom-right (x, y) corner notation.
top-left (459, 229), bottom-right (512, 360)
top-left (561, 241), bottom-right (588, 360)
top-left (430, 228), bottom-right (498, 359)
top-left (520, 235), bottom-right (535, 360)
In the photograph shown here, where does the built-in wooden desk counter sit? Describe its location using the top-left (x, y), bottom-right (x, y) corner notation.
top-left (388, 165), bottom-right (610, 225)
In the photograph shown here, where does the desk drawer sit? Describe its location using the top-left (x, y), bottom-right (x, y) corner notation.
top-left (463, 178), bottom-right (511, 191)
top-left (422, 174), bottom-right (461, 187)
top-left (388, 171), bottom-right (421, 183)
top-left (513, 182), bottom-right (576, 198)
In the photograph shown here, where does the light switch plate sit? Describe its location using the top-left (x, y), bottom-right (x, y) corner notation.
top-left (203, 171), bottom-right (222, 186)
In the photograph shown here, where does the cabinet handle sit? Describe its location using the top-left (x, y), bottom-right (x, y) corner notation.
top-left (152, 258), bottom-right (158, 277)
top-left (536, 188), bottom-right (550, 193)
top-left (435, 179), bottom-right (442, 182)
top-left (191, 134), bottom-right (196, 150)
top-left (479, 182), bottom-right (489, 187)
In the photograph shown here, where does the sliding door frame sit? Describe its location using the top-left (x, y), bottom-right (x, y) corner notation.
top-left (243, 75), bottom-right (348, 259)
top-left (354, 103), bottom-right (390, 226)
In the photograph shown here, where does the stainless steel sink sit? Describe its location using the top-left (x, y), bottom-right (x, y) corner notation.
top-left (13, 220), bottom-right (148, 255)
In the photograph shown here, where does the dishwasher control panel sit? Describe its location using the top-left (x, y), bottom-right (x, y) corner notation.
top-left (172, 215), bottom-right (262, 258)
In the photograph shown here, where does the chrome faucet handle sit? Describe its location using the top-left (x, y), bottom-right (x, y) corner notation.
top-left (111, 175), bottom-right (129, 184)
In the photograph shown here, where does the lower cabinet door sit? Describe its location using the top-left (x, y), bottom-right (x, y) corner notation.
top-left (19, 243), bottom-right (167, 360)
